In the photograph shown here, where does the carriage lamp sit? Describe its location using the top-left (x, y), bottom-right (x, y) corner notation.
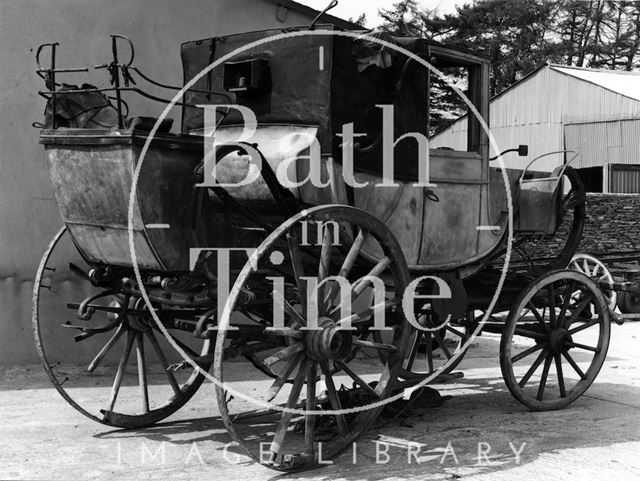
top-left (490, 144), bottom-right (528, 161)
top-left (223, 58), bottom-right (271, 94)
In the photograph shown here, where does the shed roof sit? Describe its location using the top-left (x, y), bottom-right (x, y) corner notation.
top-left (432, 63), bottom-right (640, 136)
top-left (549, 64), bottom-right (640, 102)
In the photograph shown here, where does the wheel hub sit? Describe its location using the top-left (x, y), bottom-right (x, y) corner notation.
top-left (304, 318), bottom-right (353, 361)
top-left (549, 327), bottom-right (572, 354)
top-left (107, 298), bottom-right (147, 331)
top-left (127, 298), bottom-right (152, 332)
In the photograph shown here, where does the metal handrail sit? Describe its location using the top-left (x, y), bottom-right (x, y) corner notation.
top-left (519, 150), bottom-right (580, 184)
top-left (36, 34), bottom-right (233, 128)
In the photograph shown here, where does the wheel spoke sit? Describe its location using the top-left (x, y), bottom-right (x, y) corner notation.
top-left (160, 328), bottom-right (199, 359)
top-left (566, 341), bottom-right (599, 353)
top-left (513, 327), bottom-right (546, 340)
top-left (145, 329), bottom-right (180, 395)
top-left (536, 354), bottom-right (553, 401)
top-left (405, 332), bottom-right (422, 371)
top-left (562, 351), bottom-right (587, 380)
top-left (445, 324), bottom-right (466, 339)
top-left (568, 317), bottom-right (601, 336)
top-left (287, 233), bottom-right (307, 317)
top-left (264, 342), bottom-right (304, 367)
top-left (269, 359), bottom-right (309, 461)
top-left (353, 338), bottom-right (398, 352)
top-left (266, 352), bottom-right (303, 402)
top-left (548, 284), bottom-right (557, 329)
top-left (68, 262), bottom-right (92, 282)
top-left (567, 292), bottom-right (594, 325)
top-left (320, 361), bottom-right (349, 435)
top-left (135, 332), bottom-right (150, 413)
top-left (232, 402), bottom-right (303, 422)
top-left (370, 331), bottom-right (387, 363)
top-left (558, 281), bottom-right (576, 325)
top-left (324, 229), bottom-right (367, 308)
top-left (518, 350), bottom-right (547, 388)
top-left (37, 228), bottom-right (214, 428)
top-left (87, 323), bottom-right (126, 373)
top-left (305, 362), bottom-right (317, 455)
top-left (336, 298), bottom-right (398, 327)
top-left (432, 331), bottom-right (452, 359)
top-left (280, 298), bottom-right (306, 328)
top-left (335, 360), bottom-right (379, 398)
top-left (339, 229), bottom-right (366, 279)
top-left (352, 256), bottom-right (391, 297)
top-left (106, 329), bottom-right (135, 412)
top-left (317, 224), bottom-right (334, 309)
top-left (425, 332), bottom-right (434, 373)
top-left (266, 328), bottom-right (303, 339)
top-left (526, 302), bottom-right (550, 333)
top-left (555, 354), bottom-right (566, 398)
top-left (511, 343), bottom-right (544, 364)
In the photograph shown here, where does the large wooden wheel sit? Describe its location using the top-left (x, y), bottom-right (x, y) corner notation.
top-left (213, 205), bottom-right (411, 471)
top-left (500, 270), bottom-right (610, 411)
top-left (569, 253), bottom-right (617, 313)
top-left (33, 227), bottom-right (212, 428)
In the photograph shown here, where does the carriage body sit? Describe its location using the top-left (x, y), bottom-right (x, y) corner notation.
top-left (40, 25), bottom-right (565, 276)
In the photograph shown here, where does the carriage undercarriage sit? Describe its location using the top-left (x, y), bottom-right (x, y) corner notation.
top-left (32, 26), bottom-right (626, 471)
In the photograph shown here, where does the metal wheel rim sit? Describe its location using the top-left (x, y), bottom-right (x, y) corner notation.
top-left (213, 205), bottom-right (412, 470)
top-left (33, 226), bottom-right (211, 428)
top-left (500, 270), bottom-right (610, 411)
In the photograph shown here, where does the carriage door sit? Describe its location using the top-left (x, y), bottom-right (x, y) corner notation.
top-left (418, 55), bottom-right (490, 270)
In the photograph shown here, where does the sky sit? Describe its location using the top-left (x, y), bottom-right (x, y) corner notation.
top-left (297, 0), bottom-right (463, 27)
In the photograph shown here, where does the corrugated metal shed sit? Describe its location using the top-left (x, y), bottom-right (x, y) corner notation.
top-left (431, 64), bottom-right (640, 175)
top-left (610, 165), bottom-right (640, 193)
top-left (565, 118), bottom-right (640, 168)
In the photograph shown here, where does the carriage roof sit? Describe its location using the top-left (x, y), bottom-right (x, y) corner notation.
top-left (180, 25), bottom-right (491, 166)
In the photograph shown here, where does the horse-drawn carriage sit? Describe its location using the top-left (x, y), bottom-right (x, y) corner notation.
top-left (34, 17), bottom-right (615, 471)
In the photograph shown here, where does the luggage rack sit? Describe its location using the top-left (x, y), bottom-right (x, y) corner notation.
top-left (36, 34), bottom-right (231, 129)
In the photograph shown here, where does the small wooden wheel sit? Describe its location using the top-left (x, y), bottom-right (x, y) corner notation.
top-left (500, 270), bottom-right (610, 411)
top-left (214, 205), bottom-right (411, 471)
top-left (33, 227), bottom-right (212, 428)
top-left (569, 253), bottom-right (617, 313)
top-left (400, 320), bottom-right (470, 381)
